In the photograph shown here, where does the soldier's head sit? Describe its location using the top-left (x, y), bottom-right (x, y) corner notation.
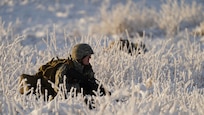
top-left (71, 43), bottom-right (94, 65)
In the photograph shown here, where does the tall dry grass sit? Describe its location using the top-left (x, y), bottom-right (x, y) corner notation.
top-left (0, 0), bottom-right (204, 114)
top-left (1, 25), bottom-right (204, 114)
top-left (90, 0), bottom-right (204, 37)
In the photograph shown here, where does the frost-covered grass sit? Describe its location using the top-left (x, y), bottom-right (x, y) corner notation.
top-left (1, 25), bottom-right (204, 114)
top-left (90, 0), bottom-right (204, 36)
top-left (193, 21), bottom-right (204, 36)
top-left (1, 0), bottom-right (204, 114)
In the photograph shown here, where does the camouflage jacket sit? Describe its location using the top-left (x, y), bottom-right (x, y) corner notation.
top-left (54, 60), bottom-right (106, 96)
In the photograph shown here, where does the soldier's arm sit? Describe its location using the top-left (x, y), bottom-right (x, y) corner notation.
top-left (66, 68), bottom-right (111, 96)
top-left (90, 77), bottom-right (111, 96)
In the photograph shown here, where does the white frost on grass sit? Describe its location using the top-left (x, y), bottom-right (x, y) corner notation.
top-left (1, 31), bottom-right (204, 114)
top-left (1, 0), bottom-right (204, 114)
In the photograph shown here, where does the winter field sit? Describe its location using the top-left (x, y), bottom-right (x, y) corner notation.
top-left (1, 0), bottom-right (204, 114)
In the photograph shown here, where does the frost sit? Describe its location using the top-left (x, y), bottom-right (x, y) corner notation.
top-left (0, 0), bottom-right (204, 114)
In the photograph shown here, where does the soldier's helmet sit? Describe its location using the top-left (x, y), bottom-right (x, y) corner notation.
top-left (71, 43), bottom-right (94, 61)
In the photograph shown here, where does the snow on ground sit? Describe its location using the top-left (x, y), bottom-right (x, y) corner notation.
top-left (1, 0), bottom-right (204, 114)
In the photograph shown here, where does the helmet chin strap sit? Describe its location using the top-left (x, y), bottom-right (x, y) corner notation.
top-left (75, 59), bottom-right (82, 64)
top-left (79, 55), bottom-right (89, 65)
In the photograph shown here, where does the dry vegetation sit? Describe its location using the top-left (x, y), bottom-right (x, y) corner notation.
top-left (90, 0), bottom-right (204, 37)
top-left (1, 0), bottom-right (204, 114)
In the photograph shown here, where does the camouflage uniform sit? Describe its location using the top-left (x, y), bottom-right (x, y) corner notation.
top-left (55, 43), bottom-right (107, 97)
top-left (108, 39), bottom-right (148, 55)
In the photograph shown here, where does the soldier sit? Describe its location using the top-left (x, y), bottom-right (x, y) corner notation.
top-left (108, 39), bottom-right (148, 55)
top-left (19, 43), bottom-right (109, 108)
top-left (54, 43), bottom-right (109, 100)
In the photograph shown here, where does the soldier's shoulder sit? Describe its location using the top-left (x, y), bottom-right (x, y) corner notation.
top-left (84, 64), bottom-right (93, 70)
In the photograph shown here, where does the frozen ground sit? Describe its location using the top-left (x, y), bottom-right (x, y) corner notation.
top-left (1, 0), bottom-right (204, 114)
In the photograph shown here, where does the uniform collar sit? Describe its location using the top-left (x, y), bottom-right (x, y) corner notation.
top-left (73, 60), bottom-right (84, 74)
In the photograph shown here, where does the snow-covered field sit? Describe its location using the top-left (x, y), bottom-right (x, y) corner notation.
top-left (1, 0), bottom-right (204, 114)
